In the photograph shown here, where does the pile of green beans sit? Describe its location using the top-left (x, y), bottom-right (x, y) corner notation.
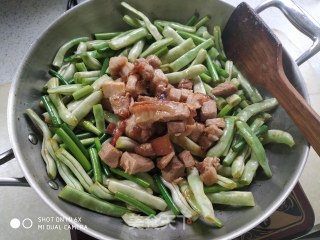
top-left (25, 1), bottom-right (296, 230)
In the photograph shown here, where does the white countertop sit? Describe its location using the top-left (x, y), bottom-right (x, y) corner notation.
top-left (0, 0), bottom-right (319, 239)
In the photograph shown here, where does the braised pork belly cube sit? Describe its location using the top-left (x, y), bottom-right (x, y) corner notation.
top-left (98, 143), bottom-right (122, 168)
top-left (196, 157), bottom-right (220, 186)
top-left (157, 152), bottom-right (175, 169)
top-left (146, 55), bottom-right (162, 69)
top-left (125, 115), bottom-right (154, 143)
top-left (178, 79), bottom-right (193, 90)
top-left (188, 122), bottom-right (205, 142)
top-left (178, 150), bottom-right (195, 167)
top-left (120, 152), bottom-right (154, 175)
top-left (161, 156), bottom-right (185, 182)
top-left (134, 58), bottom-right (154, 81)
top-left (102, 81), bottom-right (125, 98)
top-left (109, 93), bottom-right (131, 118)
top-left (211, 82), bottom-right (238, 97)
top-left (167, 121), bottom-right (186, 135)
top-left (200, 99), bottom-right (217, 122)
top-left (134, 143), bottom-right (156, 157)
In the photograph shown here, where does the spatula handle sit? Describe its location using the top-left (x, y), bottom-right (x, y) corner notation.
top-left (273, 68), bottom-right (320, 155)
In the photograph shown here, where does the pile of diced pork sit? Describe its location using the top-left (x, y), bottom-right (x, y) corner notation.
top-left (98, 55), bottom-right (238, 186)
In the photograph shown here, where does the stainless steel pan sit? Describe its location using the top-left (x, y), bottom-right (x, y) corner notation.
top-left (2, 0), bottom-right (320, 239)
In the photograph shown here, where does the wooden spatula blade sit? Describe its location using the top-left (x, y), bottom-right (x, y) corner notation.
top-left (222, 2), bottom-right (282, 87)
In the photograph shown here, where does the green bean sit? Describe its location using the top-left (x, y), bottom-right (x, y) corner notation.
top-left (200, 72), bottom-right (212, 83)
top-left (161, 38), bottom-right (195, 64)
top-left (100, 57), bottom-right (110, 76)
top-left (207, 117), bottom-right (235, 158)
top-left (93, 104), bottom-right (105, 133)
top-left (109, 27), bottom-right (148, 50)
top-left (190, 48), bottom-right (207, 66)
top-left (115, 136), bottom-right (139, 151)
top-left (207, 191), bottom-right (255, 207)
top-left (236, 121), bottom-right (272, 177)
top-left (231, 147), bottom-right (248, 179)
top-left (80, 138), bottom-right (95, 146)
top-left (104, 111), bottom-right (119, 123)
top-left (121, 2), bottom-right (162, 40)
top-left (72, 90), bottom-right (103, 123)
top-left (47, 78), bottom-right (78, 127)
top-left (262, 130), bottom-right (295, 147)
top-left (194, 16), bottom-right (210, 29)
top-left (237, 98), bottom-right (278, 122)
top-left (240, 153), bottom-right (259, 185)
top-left (122, 211), bottom-right (175, 228)
top-left (154, 46), bottom-right (168, 57)
top-left (81, 52), bottom-right (102, 70)
top-left (135, 173), bottom-right (160, 194)
top-left (59, 185), bottom-right (128, 217)
top-left (110, 168), bottom-right (150, 188)
top-left (239, 100), bottom-right (250, 109)
top-left (185, 13), bottom-right (199, 26)
top-left (128, 39), bottom-right (145, 62)
top-left (25, 109), bottom-right (57, 179)
top-left (162, 26), bottom-right (184, 46)
top-left (76, 132), bottom-right (94, 140)
top-left (56, 128), bottom-right (92, 172)
top-left (166, 64), bottom-right (206, 84)
top-left (53, 37), bottom-right (90, 68)
top-left (89, 182), bottom-right (115, 200)
top-left (217, 165), bottom-right (232, 178)
top-left (161, 178), bottom-right (199, 220)
top-left (140, 38), bottom-right (173, 58)
top-left (170, 135), bottom-right (205, 157)
top-left (123, 15), bottom-right (143, 28)
top-left (94, 32), bottom-right (121, 40)
top-left (61, 122), bottom-right (89, 158)
top-left (74, 71), bottom-right (100, 83)
top-left (60, 63), bottom-right (76, 82)
top-left (81, 77), bottom-right (99, 85)
top-left (55, 148), bottom-right (93, 190)
top-left (213, 62), bottom-right (229, 78)
top-left (89, 147), bottom-right (103, 184)
top-left (176, 30), bottom-right (207, 45)
top-left (224, 60), bottom-right (233, 81)
top-left (119, 47), bottom-right (131, 57)
top-left (40, 95), bottom-right (62, 127)
top-left (88, 41), bottom-right (110, 51)
top-left (208, 47), bottom-right (220, 60)
top-left (115, 191), bottom-right (156, 216)
top-left (154, 175), bottom-right (180, 216)
top-left (233, 125), bottom-right (268, 152)
top-left (79, 120), bottom-right (102, 136)
top-left (216, 174), bottom-right (237, 189)
top-left (213, 26), bottom-right (226, 58)
top-left (237, 70), bottom-right (263, 103)
top-left (48, 69), bottom-right (69, 85)
top-left (187, 167), bottom-right (223, 227)
top-left (169, 38), bottom-right (213, 71)
top-left (206, 53), bottom-right (220, 83)
top-left (47, 84), bottom-right (82, 95)
top-left (107, 179), bottom-right (166, 211)
top-left (193, 76), bottom-right (206, 94)
top-left (155, 20), bottom-right (196, 33)
top-left (72, 85), bottom-right (94, 100)
top-left (178, 180), bottom-right (201, 214)
top-left (222, 147), bottom-right (238, 166)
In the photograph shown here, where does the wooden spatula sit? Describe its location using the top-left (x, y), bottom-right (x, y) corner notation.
top-left (222, 2), bottom-right (320, 155)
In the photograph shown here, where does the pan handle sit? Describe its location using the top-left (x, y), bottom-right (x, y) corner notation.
top-left (255, 0), bottom-right (320, 66)
top-left (0, 149), bottom-right (29, 187)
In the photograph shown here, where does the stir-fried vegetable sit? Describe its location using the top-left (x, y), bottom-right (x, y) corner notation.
top-left (25, 1), bottom-right (296, 230)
